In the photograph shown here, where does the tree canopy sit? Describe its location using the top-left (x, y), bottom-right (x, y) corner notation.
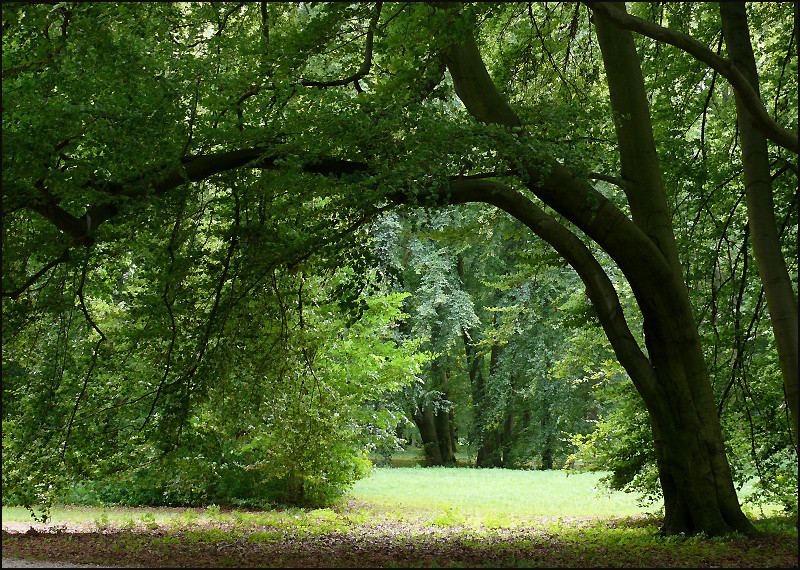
top-left (2, 2), bottom-right (797, 536)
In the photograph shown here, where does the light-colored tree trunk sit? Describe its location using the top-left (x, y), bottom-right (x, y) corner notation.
top-left (719, 1), bottom-right (798, 448)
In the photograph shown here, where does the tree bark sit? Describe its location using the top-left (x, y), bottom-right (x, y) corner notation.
top-left (412, 405), bottom-right (444, 466)
top-left (593, 4), bottom-right (756, 536)
top-left (412, 403), bottom-right (456, 467)
top-left (719, 1), bottom-right (799, 448)
top-left (438, 3), bottom-right (758, 536)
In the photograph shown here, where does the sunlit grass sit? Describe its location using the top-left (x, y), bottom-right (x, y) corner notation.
top-left (2, 467), bottom-right (787, 528)
top-left (1, 505), bottom-right (211, 527)
top-left (350, 467), bottom-right (659, 519)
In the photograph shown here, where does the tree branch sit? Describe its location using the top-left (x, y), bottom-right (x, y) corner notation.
top-left (586, 2), bottom-right (798, 154)
top-left (300, 2), bottom-right (383, 88)
top-left (1, 248), bottom-right (71, 298)
top-left (441, 178), bottom-right (662, 406)
top-left (440, 21), bottom-right (674, 285)
top-left (2, 3), bottom-right (73, 79)
top-left (29, 149), bottom-right (371, 245)
top-left (588, 172), bottom-right (625, 188)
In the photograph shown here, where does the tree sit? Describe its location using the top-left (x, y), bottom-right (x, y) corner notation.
top-left (589, 0), bottom-right (798, 450)
top-left (2, 2), bottom-right (796, 535)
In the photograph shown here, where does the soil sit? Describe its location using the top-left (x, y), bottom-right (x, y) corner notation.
top-left (1, 557), bottom-right (124, 568)
top-left (3, 514), bottom-right (797, 568)
top-left (2, 522), bottom-right (124, 568)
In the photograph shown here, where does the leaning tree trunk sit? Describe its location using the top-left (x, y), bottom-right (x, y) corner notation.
top-left (435, 2), bottom-right (757, 536)
top-left (720, 1), bottom-right (799, 448)
top-left (592, 4), bottom-right (755, 536)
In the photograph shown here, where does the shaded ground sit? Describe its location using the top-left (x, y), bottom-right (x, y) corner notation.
top-left (2, 557), bottom-right (124, 568)
top-left (3, 514), bottom-right (797, 568)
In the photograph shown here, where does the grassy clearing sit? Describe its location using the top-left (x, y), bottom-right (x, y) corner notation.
top-left (1, 468), bottom-right (786, 526)
top-left (351, 467), bottom-right (657, 519)
top-left (2, 468), bottom-right (796, 567)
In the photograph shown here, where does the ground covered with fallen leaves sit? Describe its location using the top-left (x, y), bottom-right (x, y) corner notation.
top-left (2, 504), bottom-right (797, 568)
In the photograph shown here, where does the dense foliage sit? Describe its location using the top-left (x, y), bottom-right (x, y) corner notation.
top-left (2, 1), bottom-right (796, 532)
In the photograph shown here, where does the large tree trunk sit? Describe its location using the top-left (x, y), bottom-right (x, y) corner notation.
top-left (592, 4), bottom-right (754, 537)
top-left (437, 3), bottom-right (757, 536)
top-left (412, 404), bottom-right (457, 466)
top-left (412, 405), bottom-right (444, 466)
top-left (719, 1), bottom-right (799, 448)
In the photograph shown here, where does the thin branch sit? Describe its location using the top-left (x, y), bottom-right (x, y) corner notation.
top-left (2, 3), bottom-right (74, 79)
top-left (588, 172), bottom-right (625, 189)
top-left (61, 336), bottom-right (103, 460)
top-left (76, 255), bottom-right (106, 341)
top-left (300, 2), bottom-right (382, 88)
top-left (1, 248), bottom-right (71, 298)
top-left (141, 202), bottom-right (185, 431)
top-left (700, 35), bottom-right (724, 162)
top-left (587, 1), bottom-right (798, 154)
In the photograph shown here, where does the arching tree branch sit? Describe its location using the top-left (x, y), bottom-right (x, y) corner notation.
top-left (27, 149), bottom-right (371, 246)
top-left (586, 2), bottom-right (798, 154)
top-left (441, 177), bottom-right (662, 407)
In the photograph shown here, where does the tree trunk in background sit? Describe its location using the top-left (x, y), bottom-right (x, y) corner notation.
top-left (539, 408), bottom-right (554, 470)
top-left (435, 408), bottom-right (457, 464)
top-left (464, 313), bottom-right (509, 468)
top-left (412, 404), bottom-right (456, 466)
top-left (720, 1), bottom-right (799, 448)
top-left (501, 399), bottom-right (515, 466)
top-left (462, 329), bottom-right (498, 467)
top-left (413, 405), bottom-right (443, 466)
top-left (412, 357), bottom-right (457, 467)
top-left (476, 434), bottom-right (502, 467)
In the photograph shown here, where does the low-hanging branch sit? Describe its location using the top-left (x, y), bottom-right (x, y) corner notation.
top-left (1, 247), bottom-right (71, 298)
top-left (28, 149), bottom-right (372, 246)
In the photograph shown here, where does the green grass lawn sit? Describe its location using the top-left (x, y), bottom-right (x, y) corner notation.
top-left (3, 466), bottom-right (784, 526)
top-left (4, 468), bottom-right (652, 530)
top-left (2, 467), bottom-right (796, 568)
top-left (351, 467), bottom-right (657, 518)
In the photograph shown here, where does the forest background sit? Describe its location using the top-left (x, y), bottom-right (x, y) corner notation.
top-left (1, 1), bottom-right (797, 538)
